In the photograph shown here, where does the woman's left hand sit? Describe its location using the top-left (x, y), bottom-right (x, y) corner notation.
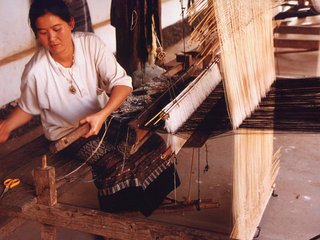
top-left (79, 112), bottom-right (107, 138)
top-left (80, 85), bottom-right (132, 138)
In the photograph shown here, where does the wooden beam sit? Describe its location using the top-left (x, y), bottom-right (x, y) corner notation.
top-left (274, 25), bottom-right (320, 35)
top-left (274, 7), bottom-right (317, 20)
top-left (49, 123), bottom-right (90, 153)
top-left (0, 218), bottom-right (26, 239)
top-left (0, 47), bottom-right (37, 67)
top-left (274, 38), bottom-right (319, 49)
top-left (0, 125), bottom-right (43, 159)
top-left (41, 224), bottom-right (56, 240)
top-left (274, 48), bottom-right (316, 55)
top-left (2, 202), bottom-right (224, 240)
top-left (92, 19), bottom-right (111, 30)
top-left (163, 63), bottom-right (184, 78)
top-left (0, 20), bottom-right (111, 67)
top-left (120, 199), bottom-right (220, 217)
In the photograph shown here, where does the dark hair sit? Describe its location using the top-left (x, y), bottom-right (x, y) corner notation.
top-left (29, 0), bottom-right (72, 36)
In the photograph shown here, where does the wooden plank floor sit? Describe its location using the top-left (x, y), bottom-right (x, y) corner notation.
top-left (0, 133), bottom-right (91, 238)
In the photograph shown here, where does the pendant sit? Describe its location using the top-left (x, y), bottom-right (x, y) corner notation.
top-left (69, 85), bottom-right (77, 94)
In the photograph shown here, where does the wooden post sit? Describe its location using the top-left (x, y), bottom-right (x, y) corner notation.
top-left (176, 53), bottom-right (193, 69)
top-left (40, 225), bottom-right (56, 240)
top-left (33, 155), bottom-right (57, 240)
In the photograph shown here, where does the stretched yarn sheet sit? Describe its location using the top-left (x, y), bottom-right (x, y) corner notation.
top-left (188, 0), bottom-right (219, 64)
top-left (231, 129), bottom-right (280, 240)
top-left (213, 0), bottom-right (276, 128)
top-left (188, 0), bottom-right (276, 128)
top-left (164, 63), bottom-right (221, 134)
top-left (163, 63), bottom-right (221, 154)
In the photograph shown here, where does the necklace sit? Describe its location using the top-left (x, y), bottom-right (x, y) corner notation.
top-left (65, 68), bottom-right (77, 94)
top-left (55, 56), bottom-right (77, 94)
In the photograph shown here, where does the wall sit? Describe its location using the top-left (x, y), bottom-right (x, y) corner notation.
top-left (0, 0), bottom-right (188, 107)
top-left (0, 1), bottom-right (35, 106)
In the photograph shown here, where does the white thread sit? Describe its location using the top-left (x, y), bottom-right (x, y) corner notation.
top-left (121, 127), bottom-right (130, 173)
top-left (57, 117), bottom-right (113, 181)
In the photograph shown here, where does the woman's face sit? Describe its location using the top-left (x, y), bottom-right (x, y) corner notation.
top-left (35, 12), bottom-right (74, 57)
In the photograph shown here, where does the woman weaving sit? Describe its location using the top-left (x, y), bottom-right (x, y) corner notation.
top-left (0, 0), bottom-right (179, 216)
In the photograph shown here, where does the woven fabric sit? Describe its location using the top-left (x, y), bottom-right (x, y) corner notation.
top-left (65, 124), bottom-right (180, 216)
top-left (91, 133), bottom-right (173, 195)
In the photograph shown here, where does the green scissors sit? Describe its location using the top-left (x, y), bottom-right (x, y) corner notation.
top-left (0, 178), bottom-right (21, 199)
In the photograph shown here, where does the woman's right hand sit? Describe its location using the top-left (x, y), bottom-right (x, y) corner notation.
top-left (0, 120), bottom-right (11, 144)
top-left (0, 106), bottom-right (33, 144)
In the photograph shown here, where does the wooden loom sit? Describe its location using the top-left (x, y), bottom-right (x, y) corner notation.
top-left (1, 72), bottom-right (319, 240)
top-left (0, 1), bottom-right (269, 239)
top-left (274, 0), bottom-right (320, 53)
top-left (2, 1), bottom-right (320, 239)
top-left (0, 48), bottom-right (226, 239)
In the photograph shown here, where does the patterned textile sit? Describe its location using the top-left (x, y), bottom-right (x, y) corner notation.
top-left (92, 133), bottom-right (173, 195)
top-left (65, 0), bottom-right (94, 32)
top-left (65, 119), bottom-right (180, 216)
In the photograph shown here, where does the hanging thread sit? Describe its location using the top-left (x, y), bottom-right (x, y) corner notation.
top-left (56, 117), bottom-right (114, 182)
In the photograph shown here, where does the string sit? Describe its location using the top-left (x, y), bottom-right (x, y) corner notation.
top-left (173, 154), bottom-right (178, 204)
top-left (121, 126), bottom-right (130, 173)
top-left (203, 143), bottom-right (209, 173)
top-left (145, 61), bottom-right (217, 128)
top-left (188, 0), bottom-right (275, 129)
top-left (144, 64), bottom-right (200, 127)
top-left (56, 116), bottom-right (113, 182)
top-left (231, 128), bottom-right (279, 239)
top-left (197, 147), bottom-right (201, 210)
top-left (130, 10), bottom-right (138, 31)
top-left (187, 148), bottom-right (195, 203)
top-left (180, 0), bottom-right (187, 69)
top-left (151, 19), bottom-right (166, 67)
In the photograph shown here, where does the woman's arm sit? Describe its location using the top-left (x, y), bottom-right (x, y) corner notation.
top-left (80, 85), bottom-right (132, 138)
top-left (0, 106), bottom-right (33, 143)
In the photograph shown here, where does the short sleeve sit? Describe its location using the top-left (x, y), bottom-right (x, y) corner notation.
top-left (18, 70), bottom-right (41, 115)
top-left (93, 36), bottom-right (132, 94)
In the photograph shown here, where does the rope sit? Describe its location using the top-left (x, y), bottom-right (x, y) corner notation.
top-left (187, 148), bottom-right (195, 202)
top-left (197, 147), bottom-right (201, 210)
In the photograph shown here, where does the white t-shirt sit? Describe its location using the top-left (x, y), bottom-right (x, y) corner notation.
top-left (18, 32), bottom-right (132, 140)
